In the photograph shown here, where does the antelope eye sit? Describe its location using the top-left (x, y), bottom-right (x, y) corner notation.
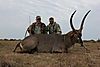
top-left (74, 34), bottom-right (78, 38)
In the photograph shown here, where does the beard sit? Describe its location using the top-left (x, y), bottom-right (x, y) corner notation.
top-left (50, 21), bottom-right (54, 24)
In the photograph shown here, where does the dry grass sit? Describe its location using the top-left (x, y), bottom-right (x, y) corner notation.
top-left (0, 41), bottom-right (100, 67)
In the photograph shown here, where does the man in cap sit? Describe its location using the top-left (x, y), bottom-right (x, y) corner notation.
top-left (46, 17), bottom-right (62, 34)
top-left (28, 16), bottom-right (47, 35)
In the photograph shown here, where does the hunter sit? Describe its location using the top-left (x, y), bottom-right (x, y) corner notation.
top-left (28, 16), bottom-right (47, 35)
top-left (46, 17), bottom-right (62, 34)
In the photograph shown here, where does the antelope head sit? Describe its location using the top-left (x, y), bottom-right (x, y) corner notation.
top-left (69, 10), bottom-right (91, 47)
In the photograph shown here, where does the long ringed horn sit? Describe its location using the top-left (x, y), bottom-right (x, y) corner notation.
top-left (70, 10), bottom-right (76, 31)
top-left (80, 10), bottom-right (91, 32)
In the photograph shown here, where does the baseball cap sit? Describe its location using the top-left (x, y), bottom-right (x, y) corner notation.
top-left (36, 16), bottom-right (41, 20)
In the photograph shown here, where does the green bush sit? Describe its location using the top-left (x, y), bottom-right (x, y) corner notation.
top-left (83, 40), bottom-right (96, 43)
top-left (97, 39), bottom-right (100, 42)
top-left (10, 39), bottom-right (16, 41)
top-left (3, 39), bottom-right (9, 41)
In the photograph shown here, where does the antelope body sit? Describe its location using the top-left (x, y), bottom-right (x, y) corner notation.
top-left (13, 10), bottom-right (91, 53)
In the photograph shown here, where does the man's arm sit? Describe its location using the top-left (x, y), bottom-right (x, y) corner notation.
top-left (41, 23), bottom-right (47, 34)
top-left (27, 25), bottom-right (32, 35)
top-left (56, 24), bottom-right (62, 34)
top-left (27, 23), bottom-right (35, 35)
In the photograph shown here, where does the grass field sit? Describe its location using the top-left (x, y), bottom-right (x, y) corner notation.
top-left (0, 41), bottom-right (100, 67)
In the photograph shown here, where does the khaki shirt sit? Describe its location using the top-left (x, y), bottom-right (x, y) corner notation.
top-left (28, 22), bottom-right (47, 34)
top-left (47, 22), bottom-right (62, 34)
top-left (33, 24), bottom-right (42, 34)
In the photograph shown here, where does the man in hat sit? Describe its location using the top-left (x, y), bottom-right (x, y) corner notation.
top-left (46, 17), bottom-right (62, 34)
top-left (28, 16), bottom-right (47, 35)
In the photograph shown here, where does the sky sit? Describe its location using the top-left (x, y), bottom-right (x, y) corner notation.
top-left (0, 0), bottom-right (100, 40)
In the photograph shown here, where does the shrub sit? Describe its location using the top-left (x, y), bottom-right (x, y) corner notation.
top-left (83, 40), bottom-right (96, 43)
top-left (3, 39), bottom-right (9, 41)
top-left (90, 40), bottom-right (96, 43)
top-left (10, 39), bottom-right (16, 41)
top-left (97, 39), bottom-right (100, 42)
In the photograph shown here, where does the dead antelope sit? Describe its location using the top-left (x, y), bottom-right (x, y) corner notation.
top-left (13, 10), bottom-right (91, 53)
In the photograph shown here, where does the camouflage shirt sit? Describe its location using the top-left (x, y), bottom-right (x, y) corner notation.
top-left (30, 22), bottom-right (47, 34)
top-left (47, 22), bottom-right (62, 34)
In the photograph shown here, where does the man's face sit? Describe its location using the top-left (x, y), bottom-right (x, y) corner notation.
top-left (49, 19), bottom-right (54, 24)
top-left (36, 18), bottom-right (41, 23)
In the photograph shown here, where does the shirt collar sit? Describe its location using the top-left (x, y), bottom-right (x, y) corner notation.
top-left (49, 22), bottom-right (56, 25)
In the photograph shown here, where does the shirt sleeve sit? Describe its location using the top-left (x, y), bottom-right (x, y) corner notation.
top-left (56, 24), bottom-right (62, 34)
top-left (46, 25), bottom-right (49, 31)
top-left (41, 23), bottom-right (47, 34)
